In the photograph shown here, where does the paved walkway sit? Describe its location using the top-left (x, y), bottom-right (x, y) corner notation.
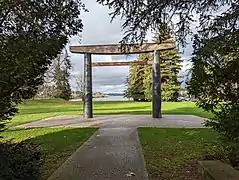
top-left (17, 114), bottom-right (206, 129)
top-left (48, 128), bottom-right (148, 180)
top-left (18, 114), bottom-right (206, 180)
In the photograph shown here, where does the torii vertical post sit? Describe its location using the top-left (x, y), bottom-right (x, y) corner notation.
top-left (70, 42), bottom-right (175, 118)
top-left (84, 53), bottom-right (93, 118)
top-left (152, 50), bottom-right (162, 118)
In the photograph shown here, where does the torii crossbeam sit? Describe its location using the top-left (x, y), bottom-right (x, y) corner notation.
top-left (92, 60), bottom-right (152, 66)
top-left (70, 41), bottom-right (176, 119)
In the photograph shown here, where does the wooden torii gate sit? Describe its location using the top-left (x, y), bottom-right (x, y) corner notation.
top-left (70, 41), bottom-right (176, 119)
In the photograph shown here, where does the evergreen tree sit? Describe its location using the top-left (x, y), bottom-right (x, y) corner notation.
top-left (141, 53), bottom-right (153, 101)
top-left (99, 0), bottom-right (239, 165)
top-left (53, 49), bottom-right (72, 100)
top-left (154, 23), bottom-right (182, 101)
top-left (36, 49), bottom-right (72, 100)
top-left (124, 58), bottom-right (146, 101)
top-left (125, 24), bottom-right (182, 101)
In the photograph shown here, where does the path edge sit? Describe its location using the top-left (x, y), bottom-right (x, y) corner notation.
top-left (47, 129), bottom-right (100, 180)
top-left (136, 128), bottom-right (149, 180)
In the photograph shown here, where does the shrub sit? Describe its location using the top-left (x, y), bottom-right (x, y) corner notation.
top-left (0, 141), bottom-right (42, 180)
top-left (0, 0), bottom-right (86, 130)
top-left (187, 20), bottom-right (239, 165)
top-left (205, 104), bottom-right (239, 167)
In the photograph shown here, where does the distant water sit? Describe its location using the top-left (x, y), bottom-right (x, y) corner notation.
top-left (70, 95), bottom-right (132, 102)
top-left (94, 95), bottom-right (131, 101)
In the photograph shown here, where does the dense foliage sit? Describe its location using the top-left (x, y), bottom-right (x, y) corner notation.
top-left (53, 50), bottom-right (72, 100)
top-left (187, 4), bottom-right (239, 166)
top-left (0, 0), bottom-right (86, 127)
top-left (98, 0), bottom-right (239, 166)
top-left (0, 141), bottom-right (42, 180)
top-left (97, 0), bottom-right (237, 45)
top-left (125, 57), bottom-right (147, 101)
top-left (36, 50), bottom-right (73, 100)
top-left (125, 24), bottom-right (182, 102)
top-left (35, 50), bottom-right (72, 100)
top-left (154, 24), bottom-right (182, 101)
top-left (188, 36), bottom-right (239, 166)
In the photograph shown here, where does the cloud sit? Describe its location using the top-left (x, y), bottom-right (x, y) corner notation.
top-left (68, 1), bottom-right (131, 93)
top-left (94, 84), bottom-right (126, 94)
top-left (70, 0), bottom-right (124, 45)
top-left (68, 1), bottom-right (194, 93)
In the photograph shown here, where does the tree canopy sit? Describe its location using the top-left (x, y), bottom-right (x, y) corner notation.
top-left (97, 0), bottom-right (239, 165)
top-left (125, 24), bottom-right (182, 102)
top-left (125, 53), bottom-right (151, 101)
top-left (53, 50), bottom-right (72, 100)
top-left (187, 32), bottom-right (239, 166)
top-left (97, 0), bottom-right (238, 45)
top-left (0, 0), bottom-right (86, 128)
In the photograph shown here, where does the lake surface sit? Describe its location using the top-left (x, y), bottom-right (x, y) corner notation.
top-left (70, 95), bottom-right (132, 102)
top-left (94, 95), bottom-right (131, 101)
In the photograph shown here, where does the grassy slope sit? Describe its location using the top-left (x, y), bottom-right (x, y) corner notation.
top-left (1, 127), bottom-right (97, 180)
top-left (7, 99), bottom-right (212, 127)
top-left (138, 128), bottom-right (219, 180)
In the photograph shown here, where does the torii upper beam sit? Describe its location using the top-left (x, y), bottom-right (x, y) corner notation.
top-left (70, 41), bottom-right (175, 55)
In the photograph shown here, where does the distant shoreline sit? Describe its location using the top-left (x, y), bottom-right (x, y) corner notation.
top-left (70, 95), bottom-right (131, 102)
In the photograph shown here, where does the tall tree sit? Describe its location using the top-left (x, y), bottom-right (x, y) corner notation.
top-left (36, 49), bottom-right (72, 100)
top-left (187, 22), bottom-right (239, 165)
top-left (150, 24), bottom-right (182, 101)
top-left (72, 73), bottom-right (85, 100)
top-left (125, 24), bottom-right (182, 101)
top-left (124, 54), bottom-right (149, 101)
top-left (35, 64), bottom-right (55, 99)
top-left (53, 49), bottom-right (72, 100)
top-left (99, 0), bottom-right (239, 165)
top-left (0, 0), bottom-right (86, 128)
top-left (97, 0), bottom-right (236, 46)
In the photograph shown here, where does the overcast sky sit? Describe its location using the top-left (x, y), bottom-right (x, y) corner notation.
top-left (69, 1), bottom-right (193, 93)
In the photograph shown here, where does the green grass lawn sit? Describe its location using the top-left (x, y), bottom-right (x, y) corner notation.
top-left (138, 128), bottom-right (220, 180)
top-left (1, 99), bottom-right (215, 179)
top-left (7, 99), bottom-right (212, 127)
top-left (1, 127), bottom-right (97, 180)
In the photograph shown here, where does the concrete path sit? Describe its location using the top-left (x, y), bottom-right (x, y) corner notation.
top-left (17, 114), bottom-right (206, 129)
top-left (48, 127), bottom-right (148, 180)
top-left (17, 114), bottom-right (206, 180)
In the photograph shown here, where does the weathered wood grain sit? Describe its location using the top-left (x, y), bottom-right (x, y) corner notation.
top-left (70, 41), bottom-right (175, 55)
top-left (84, 53), bottom-right (93, 118)
top-left (152, 50), bottom-right (162, 118)
top-left (92, 61), bottom-right (152, 67)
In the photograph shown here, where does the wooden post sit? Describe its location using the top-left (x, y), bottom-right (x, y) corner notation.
top-left (152, 50), bottom-right (162, 118)
top-left (84, 53), bottom-right (93, 118)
